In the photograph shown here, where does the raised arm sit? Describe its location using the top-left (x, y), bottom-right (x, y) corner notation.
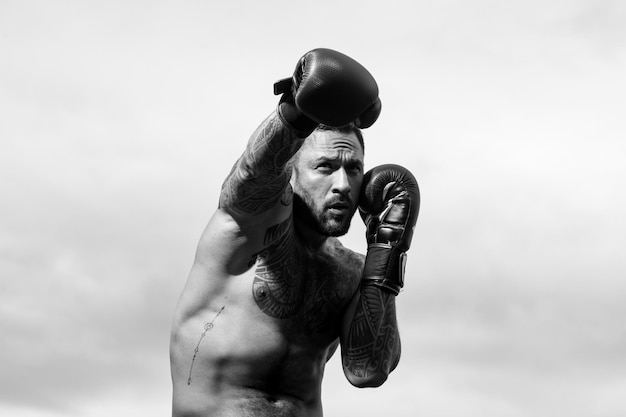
top-left (221, 47), bottom-right (382, 220)
top-left (341, 164), bottom-right (420, 387)
top-left (198, 48), bottom-right (383, 274)
top-left (219, 112), bottom-right (304, 218)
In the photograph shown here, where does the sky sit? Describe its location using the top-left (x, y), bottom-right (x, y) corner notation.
top-left (1, 0), bottom-right (625, 416)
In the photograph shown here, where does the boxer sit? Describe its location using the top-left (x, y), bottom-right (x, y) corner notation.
top-left (170, 48), bottom-right (420, 417)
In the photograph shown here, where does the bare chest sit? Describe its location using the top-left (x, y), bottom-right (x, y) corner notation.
top-left (252, 238), bottom-right (362, 345)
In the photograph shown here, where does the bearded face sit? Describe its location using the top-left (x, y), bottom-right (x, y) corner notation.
top-left (292, 184), bottom-right (357, 237)
top-left (289, 129), bottom-right (364, 238)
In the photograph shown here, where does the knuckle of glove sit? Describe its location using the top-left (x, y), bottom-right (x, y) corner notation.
top-left (294, 48), bottom-right (380, 127)
top-left (355, 98), bottom-right (382, 129)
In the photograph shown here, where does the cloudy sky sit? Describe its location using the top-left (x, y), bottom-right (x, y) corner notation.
top-left (1, 0), bottom-right (625, 416)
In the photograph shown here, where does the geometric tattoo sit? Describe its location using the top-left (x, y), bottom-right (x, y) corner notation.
top-left (252, 218), bottom-right (303, 319)
top-left (219, 115), bottom-right (302, 215)
top-left (343, 286), bottom-right (399, 378)
top-left (187, 305), bottom-right (225, 386)
top-left (218, 113), bottom-right (306, 317)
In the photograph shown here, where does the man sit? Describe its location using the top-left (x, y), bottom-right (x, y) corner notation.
top-left (170, 48), bottom-right (419, 416)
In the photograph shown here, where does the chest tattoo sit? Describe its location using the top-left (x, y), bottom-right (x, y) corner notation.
top-left (252, 223), bottom-right (361, 342)
top-left (253, 220), bottom-right (304, 319)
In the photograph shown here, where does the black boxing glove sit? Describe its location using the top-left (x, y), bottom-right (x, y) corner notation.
top-left (358, 164), bottom-right (420, 295)
top-left (274, 48), bottom-right (382, 136)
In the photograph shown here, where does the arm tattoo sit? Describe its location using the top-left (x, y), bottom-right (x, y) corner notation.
top-left (220, 114), bottom-right (303, 215)
top-left (344, 286), bottom-right (400, 378)
top-left (187, 305), bottom-right (225, 386)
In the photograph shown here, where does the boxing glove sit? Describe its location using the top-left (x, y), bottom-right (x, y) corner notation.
top-left (274, 48), bottom-right (382, 136)
top-left (358, 164), bottom-right (420, 295)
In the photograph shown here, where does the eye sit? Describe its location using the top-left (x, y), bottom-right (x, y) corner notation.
top-left (316, 162), bottom-right (334, 172)
top-left (346, 164), bottom-right (362, 175)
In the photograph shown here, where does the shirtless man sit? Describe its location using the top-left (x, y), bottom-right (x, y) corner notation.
top-left (170, 48), bottom-right (420, 416)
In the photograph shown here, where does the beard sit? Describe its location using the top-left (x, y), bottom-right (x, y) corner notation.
top-left (293, 190), bottom-right (357, 237)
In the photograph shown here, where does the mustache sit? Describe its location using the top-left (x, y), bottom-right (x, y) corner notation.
top-left (325, 195), bottom-right (355, 209)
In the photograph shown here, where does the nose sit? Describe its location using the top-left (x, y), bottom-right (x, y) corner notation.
top-left (332, 168), bottom-right (351, 195)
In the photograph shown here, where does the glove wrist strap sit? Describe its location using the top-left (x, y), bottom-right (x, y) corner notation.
top-left (361, 243), bottom-right (407, 296)
top-left (274, 78), bottom-right (318, 137)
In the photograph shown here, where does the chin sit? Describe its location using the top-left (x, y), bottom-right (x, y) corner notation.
top-left (322, 218), bottom-right (352, 237)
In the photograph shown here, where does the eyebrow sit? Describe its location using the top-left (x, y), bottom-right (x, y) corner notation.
top-left (312, 155), bottom-right (363, 167)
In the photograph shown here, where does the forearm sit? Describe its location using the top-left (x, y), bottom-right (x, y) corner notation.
top-left (219, 111), bottom-right (304, 215)
top-left (341, 164), bottom-right (419, 387)
top-left (341, 285), bottom-right (401, 387)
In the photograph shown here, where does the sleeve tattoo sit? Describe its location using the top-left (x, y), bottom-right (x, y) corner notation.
top-left (344, 286), bottom-right (401, 378)
top-left (219, 114), bottom-right (303, 215)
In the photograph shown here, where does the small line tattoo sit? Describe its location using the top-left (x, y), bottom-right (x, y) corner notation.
top-left (187, 305), bottom-right (225, 386)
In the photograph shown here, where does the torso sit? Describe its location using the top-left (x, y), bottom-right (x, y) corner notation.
top-left (170, 216), bottom-right (363, 417)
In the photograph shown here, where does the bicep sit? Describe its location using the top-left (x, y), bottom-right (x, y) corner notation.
top-left (195, 201), bottom-right (293, 276)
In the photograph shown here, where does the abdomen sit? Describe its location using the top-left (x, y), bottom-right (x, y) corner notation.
top-left (170, 272), bottom-right (328, 415)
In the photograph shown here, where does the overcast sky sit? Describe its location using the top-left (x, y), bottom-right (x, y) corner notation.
top-left (1, 0), bottom-right (625, 416)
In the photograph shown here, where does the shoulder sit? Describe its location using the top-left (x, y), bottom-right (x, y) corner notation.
top-left (326, 238), bottom-right (365, 274)
top-left (195, 205), bottom-right (295, 276)
top-left (328, 238), bottom-right (364, 260)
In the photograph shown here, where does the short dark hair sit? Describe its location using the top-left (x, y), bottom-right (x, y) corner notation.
top-left (316, 124), bottom-right (364, 153)
top-left (289, 124), bottom-right (365, 169)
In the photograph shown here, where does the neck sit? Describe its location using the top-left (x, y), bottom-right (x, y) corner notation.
top-left (294, 217), bottom-right (328, 251)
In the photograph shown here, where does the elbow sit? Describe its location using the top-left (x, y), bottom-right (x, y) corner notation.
top-left (342, 353), bottom-right (401, 388)
top-left (344, 369), bottom-right (389, 388)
